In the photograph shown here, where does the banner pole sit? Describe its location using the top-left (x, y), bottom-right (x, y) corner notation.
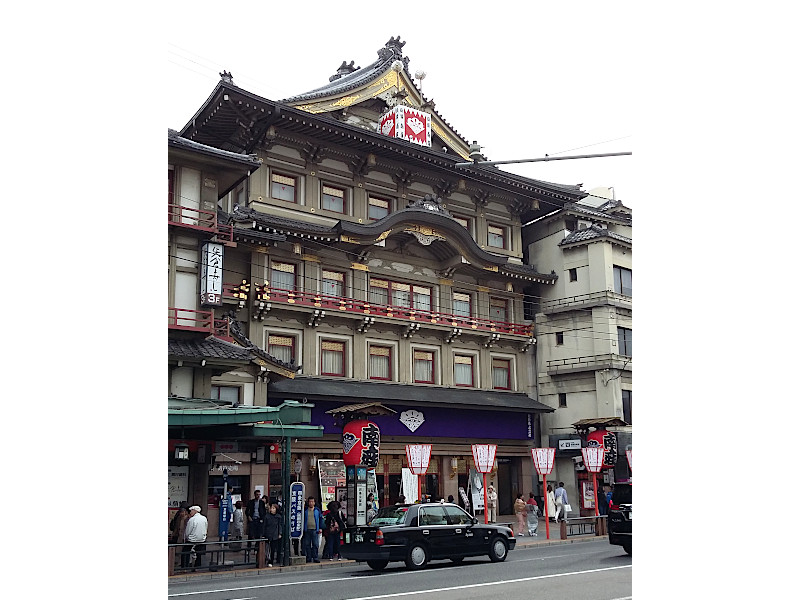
top-left (483, 473), bottom-right (488, 524)
top-left (543, 474), bottom-right (550, 540)
top-left (593, 471), bottom-right (599, 517)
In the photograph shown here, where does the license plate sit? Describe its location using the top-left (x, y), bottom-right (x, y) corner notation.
top-left (354, 533), bottom-right (364, 543)
top-left (628, 510), bottom-right (632, 520)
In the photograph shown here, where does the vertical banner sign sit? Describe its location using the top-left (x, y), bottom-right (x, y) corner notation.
top-left (626, 450), bottom-right (632, 471)
top-left (200, 242), bottom-right (224, 306)
top-left (218, 491), bottom-right (232, 539)
top-left (406, 444), bottom-right (432, 505)
top-left (471, 444), bottom-right (497, 525)
top-left (346, 465), bottom-right (356, 527)
top-left (581, 447), bottom-right (606, 518)
top-left (342, 420), bottom-right (380, 467)
top-left (289, 481), bottom-right (305, 539)
top-left (356, 466), bottom-right (368, 526)
top-left (530, 447), bottom-right (556, 539)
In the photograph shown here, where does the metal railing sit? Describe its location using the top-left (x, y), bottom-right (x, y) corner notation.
top-left (168, 307), bottom-right (213, 332)
top-left (168, 203), bottom-right (217, 231)
top-left (168, 539), bottom-right (263, 575)
top-left (221, 285), bottom-right (533, 337)
top-left (540, 290), bottom-right (631, 314)
top-left (546, 353), bottom-right (631, 373)
top-left (559, 515), bottom-right (608, 539)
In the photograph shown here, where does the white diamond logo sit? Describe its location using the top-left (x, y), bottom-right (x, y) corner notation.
top-left (406, 116), bottom-right (424, 135)
top-left (400, 410), bottom-right (425, 432)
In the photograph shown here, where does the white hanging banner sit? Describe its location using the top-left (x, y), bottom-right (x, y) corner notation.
top-left (471, 444), bottom-right (497, 473)
top-left (401, 468), bottom-right (418, 504)
top-left (531, 447), bottom-right (556, 475)
top-left (581, 447), bottom-right (606, 473)
top-left (406, 444), bottom-right (432, 475)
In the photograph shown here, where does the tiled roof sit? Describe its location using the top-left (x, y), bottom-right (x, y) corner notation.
top-left (168, 129), bottom-right (261, 167)
top-left (500, 263), bottom-right (558, 283)
top-left (228, 206), bottom-right (337, 235)
top-left (565, 202), bottom-right (632, 224)
top-left (559, 224), bottom-right (631, 246)
top-left (168, 337), bottom-right (253, 362)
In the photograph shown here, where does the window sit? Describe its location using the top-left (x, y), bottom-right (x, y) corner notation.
top-left (268, 334), bottom-right (295, 364)
top-left (270, 262), bottom-right (296, 291)
top-left (622, 390), bottom-right (632, 424)
top-left (555, 332), bottom-right (564, 345)
top-left (613, 266), bottom-right (632, 297)
top-left (559, 393), bottom-right (567, 407)
top-left (569, 268), bottom-right (578, 282)
top-left (369, 278), bottom-right (431, 311)
top-left (454, 354), bottom-right (474, 387)
top-left (322, 184), bottom-right (346, 213)
top-left (271, 173), bottom-right (297, 202)
top-left (452, 215), bottom-right (471, 233)
top-left (211, 385), bottom-right (239, 403)
top-left (618, 327), bottom-right (632, 356)
top-left (234, 183), bottom-right (246, 208)
top-left (368, 195), bottom-right (391, 220)
top-left (489, 298), bottom-right (507, 322)
top-left (491, 358), bottom-right (511, 390)
top-left (368, 345), bottom-right (392, 380)
top-left (168, 167), bottom-right (175, 204)
top-left (452, 292), bottom-right (471, 318)
top-left (565, 218), bottom-right (577, 232)
top-left (487, 224), bottom-right (507, 249)
top-left (413, 350), bottom-right (435, 383)
top-left (322, 270), bottom-right (345, 297)
top-left (321, 340), bottom-right (345, 376)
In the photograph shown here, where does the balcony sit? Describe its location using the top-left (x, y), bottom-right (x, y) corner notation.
top-left (540, 290), bottom-right (631, 315)
top-left (167, 202), bottom-right (234, 244)
top-left (167, 307), bottom-right (232, 340)
top-left (545, 353), bottom-right (632, 375)
top-left (222, 283), bottom-right (533, 339)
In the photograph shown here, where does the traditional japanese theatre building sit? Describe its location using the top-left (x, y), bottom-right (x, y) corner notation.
top-left (169, 37), bottom-right (591, 521)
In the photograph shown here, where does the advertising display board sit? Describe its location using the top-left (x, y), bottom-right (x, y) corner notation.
top-left (168, 466), bottom-right (189, 508)
top-left (318, 459), bottom-right (346, 511)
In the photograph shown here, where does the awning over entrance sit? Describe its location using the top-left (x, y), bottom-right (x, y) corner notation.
top-left (268, 377), bottom-right (554, 413)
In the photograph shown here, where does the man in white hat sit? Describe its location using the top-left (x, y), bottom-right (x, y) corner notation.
top-left (185, 505), bottom-right (208, 571)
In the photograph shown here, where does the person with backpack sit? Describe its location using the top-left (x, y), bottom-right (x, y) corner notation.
top-left (323, 501), bottom-right (346, 560)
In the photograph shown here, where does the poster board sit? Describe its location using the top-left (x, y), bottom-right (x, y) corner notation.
top-left (469, 468), bottom-right (485, 512)
top-left (318, 459), bottom-right (346, 510)
top-left (168, 466), bottom-right (189, 508)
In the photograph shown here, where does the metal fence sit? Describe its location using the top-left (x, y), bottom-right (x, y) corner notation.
top-left (168, 538), bottom-right (273, 576)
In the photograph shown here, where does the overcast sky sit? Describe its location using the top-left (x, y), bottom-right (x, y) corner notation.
top-left (166, 2), bottom-right (634, 209)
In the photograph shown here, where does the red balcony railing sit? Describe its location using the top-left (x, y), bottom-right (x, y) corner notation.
top-left (222, 285), bottom-right (532, 336)
top-left (168, 203), bottom-right (217, 232)
top-left (168, 307), bottom-right (213, 333)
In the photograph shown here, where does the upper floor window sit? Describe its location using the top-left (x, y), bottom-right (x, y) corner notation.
top-left (368, 195), bottom-right (391, 220)
top-left (622, 390), bottom-right (632, 424)
top-left (489, 297), bottom-right (507, 322)
top-left (491, 358), bottom-right (511, 390)
top-left (556, 332), bottom-right (564, 345)
top-left (613, 266), bottom-right (632, 296)
top-left (454, 354), bottom-right (475, 387)
top-left (452, 214), bottom-right (471, 233)
top-left (559, 392), bottom-right (567, 407)
top-left (488, 224), bottom-right (507, 249)
top-left (368, 345), bottom-right (392, 380)
top-left (322, 184), bottom-right (346, 213)
top-left (322, 270), bottom-right (345, 297)
top-left (270, 262), bottom-right (296, 291)
top-left (211, 385), bottom-right (240, 403)
top-left (321, 340), bottom-right (346, 376)
top-left (267, 334), bottom-right (296, 364)
top-left (168, 166), bottom-right (175, 204)
top-left (271, 173), bottom-right (297, 203)
top-left (452, 292), bottom-right (472, 318)
top-left (413, 350), bottom-right (435, 384)
top-left (369, 278), bottom-right (431, 312)
top-left (617, 327), bottom-right (632, 356)
top-left (569, 268), bottom-right (578, 282)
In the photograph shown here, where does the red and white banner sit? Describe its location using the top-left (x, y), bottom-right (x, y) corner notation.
top-left (471, 444), bottom-right (496, 473)
top-left (342, 420), bottom-right (381, 467)
top-left (581, 447), bottom-right (606, 473)
top-left (531, 447), bottom-right (555, 475)
top-left (405, 444), bottom-right (432, 475)
top-left (378, 106), bottom-right (432, 147)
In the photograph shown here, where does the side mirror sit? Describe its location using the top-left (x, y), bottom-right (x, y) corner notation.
top-left (471, 517), bottom-right (478, 525)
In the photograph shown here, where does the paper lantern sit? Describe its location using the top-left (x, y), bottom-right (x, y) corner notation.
top-left (471, 444), bottom-right (497, 473)
top-left (581, 447), bottom-right (606, 473)
top-left (406, 444), bottom-right (432, 475)
top-left (531, 447), bottom-right (555, 475)
top-left (586, 429), bottom-right (618, 469)
top-left (342, 420), bottom-right (381, 467)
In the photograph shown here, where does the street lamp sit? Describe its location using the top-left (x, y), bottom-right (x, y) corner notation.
top-left (406, 444), bottom-right (432, 503)
top-left (471, 444), bottom-right (497, 524)
top-left (581, 446), bottom-right (606, 518)
top-left (531, 447), bottom-right (555, 539)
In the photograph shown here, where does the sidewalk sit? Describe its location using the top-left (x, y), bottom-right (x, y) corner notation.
top-left (169, 514), bottom-right (606, 582)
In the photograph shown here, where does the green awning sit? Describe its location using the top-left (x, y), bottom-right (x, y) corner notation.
top-left (168, 399), bottom-right (317, 428)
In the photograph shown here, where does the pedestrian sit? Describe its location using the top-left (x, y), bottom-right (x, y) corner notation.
top-left (554, 482), bottom-right (569, 522)
top-left (605, 484), bottom-right (614, 508)
top-left (232, 501), bottom-right (244, 540)
top-left (170, 503), bottom-right (191, 567)
top-left (185, 505), bottom-right (208, 572)
top-left (323, 500), bottom-right (346, 560)
top-left (264, 503), bottom-right (282, 567)
top-left (546, 484), bottom-right (556, 523)
top-left (301, 496), bottom-right (324, 563)
top-left (598, 484), bottom-right (610, 516)
top-left (526, 492), bottom-right (539, 536)
top-left (486, 483), bottom-right (498, 523)
top-left (396, 494), bottom-right (405, 505)
top-left (447, 495), bottom-right (455, 504)
top-left (246, 489), bottom-right (266, 550)
top-left (513, 493), bottom-right (527, 537)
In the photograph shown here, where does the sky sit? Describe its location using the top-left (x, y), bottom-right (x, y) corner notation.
top-left (165, 3), bottom-right (634, 209)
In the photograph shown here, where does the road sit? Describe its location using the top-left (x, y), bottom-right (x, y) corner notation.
top-left (167, 539), bottom-right (632, 600)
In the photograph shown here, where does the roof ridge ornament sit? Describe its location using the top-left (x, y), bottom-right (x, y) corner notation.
top-left (379, 36), bottom-right (409, 71)
top-left (219, 70), bottom-right (233, 84)
top-left (407, 193), bottom-right (450, 216)
top-left (329, 60), bottom-right (360, 82)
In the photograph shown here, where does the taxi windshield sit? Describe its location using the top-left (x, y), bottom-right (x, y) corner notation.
top-left (369, 506), bottom-right (408, 526)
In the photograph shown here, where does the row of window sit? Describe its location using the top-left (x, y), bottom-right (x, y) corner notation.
top-left (567, 265), bottom-right (632, 298)
top-left (268, 334), bottom-right (514, 389)
top-left (268, 262), bottom-right (512, 321)
top-left (557, 390), bottom-right (631, 423)
top-left (270, 171), bottom-right (510, 249)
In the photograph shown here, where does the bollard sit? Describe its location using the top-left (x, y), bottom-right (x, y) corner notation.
top-left (257, 540), bottom-right (266, 569)
top-left (168, 546), bottom-right (176, 577)
top-left (560, 519), bottom-right (567, 540)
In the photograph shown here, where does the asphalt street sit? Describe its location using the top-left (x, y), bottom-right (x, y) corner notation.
top-left (167, 539), bottom-right (631, 600)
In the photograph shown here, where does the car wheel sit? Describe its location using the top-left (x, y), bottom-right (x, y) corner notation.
top-left (488, 536), bottom-right (508, 562)
top-left (367, 560), bottom-right (389, 571)
top-left (405, 543), bottom-right (429, 570)
top-left (623, 541), bottom-right (632, 555)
